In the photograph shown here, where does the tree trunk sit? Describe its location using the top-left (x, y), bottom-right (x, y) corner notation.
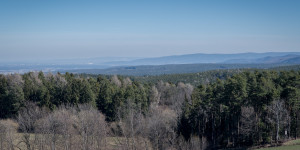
top-left (255, 110), bottom-right (259, 144)
top-left (288, 114), bottom-right (291, 139)
top-left (211, 113), bottom-right (215, 146)
top-left (238, 117), bottom-right (240, 147)
top-left (1, 136), bottom-right (3, 150)
top-left (276, 111), bottom-right (280, 144)
top-left (296, 114), bottom-right (298, 139)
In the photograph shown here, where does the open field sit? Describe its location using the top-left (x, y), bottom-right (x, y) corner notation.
top-left (3, 133), bottom-right (150, 150)
top-left (256, 145), bottom-right (300, 150)
top-left (256, 139), bottom-right (300, 150)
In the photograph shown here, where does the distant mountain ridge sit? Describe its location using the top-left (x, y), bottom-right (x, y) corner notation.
top-left (104, 52), bottom-right (300, 66)
top-left (1, 52), bottom-right (300, 74)
top-left (66, 64), bottom-right (300, 76)
top-left (65, 52), bottom-right (300, 75)
top-left (223, 54), bottom-right (300, 64)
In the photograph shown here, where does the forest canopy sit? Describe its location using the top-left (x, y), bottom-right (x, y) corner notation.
top-left (0, 69), bottom-right (299, 149)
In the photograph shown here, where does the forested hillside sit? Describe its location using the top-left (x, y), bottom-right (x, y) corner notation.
top-left (130, 65), bottom-right (300, 86)
top-left (0, 70), bottom-right (299, 149)
top-left (95, 52), bottom-right (300, 66)
top-left (67, 63), bottom-right (294, 76)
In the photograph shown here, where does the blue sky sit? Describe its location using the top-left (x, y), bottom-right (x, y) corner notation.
top-left (0, 0), bottom-right (299, 61)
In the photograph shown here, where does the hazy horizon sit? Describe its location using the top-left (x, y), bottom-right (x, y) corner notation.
top-left (1, 0), bottom-right (300, 61)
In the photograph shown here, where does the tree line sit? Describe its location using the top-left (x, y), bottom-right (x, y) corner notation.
top-left (179, 70), bottom-right (300, 148)
top-left (0, 70), bottom-right (299, 149)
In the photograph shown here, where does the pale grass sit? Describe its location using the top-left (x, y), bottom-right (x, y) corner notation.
top-left (9, 133), bottom-right (151, 150)
top-left (255, 139), bottom-right (300, 150)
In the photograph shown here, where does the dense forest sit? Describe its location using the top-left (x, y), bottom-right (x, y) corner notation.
top-left (66, 63), bottom-right (297, 76)
top-left (81, 65), bottom-right (300, 86)
top-left (0, 70), bottom-right (299, 149)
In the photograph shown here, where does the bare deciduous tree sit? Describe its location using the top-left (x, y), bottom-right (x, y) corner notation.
top-left (0, 119), bottom-right (18, 150)
top-left (53, 106), bottom-right (76, 150)
top-left (111, 75), bottom-right (122, 87)
top-left (36, 113), bottom-right (61, 150)
top-left (149, 86), bottom-right (160, 107)
top-left (146, 106), bottom-right (178, 150)
top-left (6, 73), bottom-right (24, 87)
top-left (240, 106), bottom-right (255, 137)
top-left (267, 99), bottom-right (289, 144)
top-left (176, 135), bottom-right (207, 150)
top-left (116, 100), bottom-right (146, 150)
top-left (18, 102), bottom-right (48, 150)
top-left (34, 105), bottom-right (77, 150)
top-left (74, 104), bottom-right (107, 150)
top-left (123, 77), bottom-right (132, 87)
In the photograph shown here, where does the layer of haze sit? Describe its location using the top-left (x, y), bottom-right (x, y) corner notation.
top-left (0, 0), bottom-right (300, 61)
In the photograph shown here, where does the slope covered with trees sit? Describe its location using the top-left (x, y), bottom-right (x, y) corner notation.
top-left (67, 63), bottom-right (295, 76)
top-left (179, 70), bottom-right (300, 148)
top-left (0, 70), bottom-right (299, 149)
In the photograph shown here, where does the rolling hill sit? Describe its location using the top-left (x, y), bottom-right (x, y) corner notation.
top-left (103, 52), bottom-right (300, 66)
top-left (224, 54), bottom-right (300, 64)
top-left (66, 63), bottom-right (299, 76)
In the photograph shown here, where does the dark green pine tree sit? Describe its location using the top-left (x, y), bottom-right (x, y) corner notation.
top-left (223, 74), bottom-right (247, 146)
top-left (79, 79), bottom-right (96, 106)
top-left (96, 77), bottom-right (118, 121)
top-left (0, 75), bottom-right (9, 118)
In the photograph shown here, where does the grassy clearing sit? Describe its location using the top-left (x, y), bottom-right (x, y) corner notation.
top-left (282, 139), bottom-right (300, 146)
top-left (10, 133), bottom-right (151, 150)
top-left (255, 139), bottom-right (300, 150)
top-left (256, 145), bottom-right (300, 150)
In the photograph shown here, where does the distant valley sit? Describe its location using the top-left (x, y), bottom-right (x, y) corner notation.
top-left (1, 52), bottom-right (300, 75)
top-left (66, 63), bottom-right (300, 76)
